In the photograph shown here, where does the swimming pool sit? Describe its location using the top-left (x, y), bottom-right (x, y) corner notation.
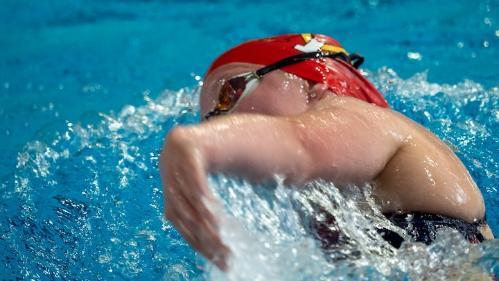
top-left (0, 0), bottom-right (497, 279)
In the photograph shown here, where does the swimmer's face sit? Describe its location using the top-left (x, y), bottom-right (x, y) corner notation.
top-left (200, 62), bottom-right (313, 119)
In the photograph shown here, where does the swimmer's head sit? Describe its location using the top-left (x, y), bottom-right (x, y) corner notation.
top-left (200, 34), bottom-right (388, 119)
top-left (201, 62), bottom-right (313, 118)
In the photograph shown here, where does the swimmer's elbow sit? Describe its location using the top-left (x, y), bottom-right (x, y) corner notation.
top-left (164, 126), bottom-right (188, 146)
top-left (160, 127), bottom-right (183, 168)
top-left (161, 126), bottom-right (199, 165)
top-left (164, 125), bottom-right (202, 148)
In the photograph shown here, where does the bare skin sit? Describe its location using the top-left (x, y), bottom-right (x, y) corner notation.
top-left (160, 62), bottom-right (493, 270)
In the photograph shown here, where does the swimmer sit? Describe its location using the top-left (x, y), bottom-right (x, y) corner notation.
top-left (159, 34), bottom-right (494, 269)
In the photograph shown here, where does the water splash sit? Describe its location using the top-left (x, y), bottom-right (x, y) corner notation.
top-left (206, 176), bottom-right (495, 281)
top-left (1, 88), bottom-right (203, 279)
top-left (1, 68), bottom-right (497, 280)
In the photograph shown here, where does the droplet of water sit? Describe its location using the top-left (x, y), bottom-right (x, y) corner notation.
top-left (98, 254), bottom-right (112, 263)
top-left (407, 52), bottom-right (422, 61)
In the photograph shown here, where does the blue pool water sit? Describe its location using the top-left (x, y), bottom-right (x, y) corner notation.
top-left (0, 0), bottom-right (497, 279)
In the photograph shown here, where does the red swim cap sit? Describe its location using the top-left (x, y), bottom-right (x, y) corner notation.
top-left (207, 33), bottom-right (388, 108)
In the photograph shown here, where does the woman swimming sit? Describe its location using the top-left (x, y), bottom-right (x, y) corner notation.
top-left (160, 34), bottom-right (494, 270)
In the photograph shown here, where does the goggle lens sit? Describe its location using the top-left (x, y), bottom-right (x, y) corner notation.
top-left (216, 76), bottom-right (247, 112)
top-left (205, 74), bottom-right (255, 119)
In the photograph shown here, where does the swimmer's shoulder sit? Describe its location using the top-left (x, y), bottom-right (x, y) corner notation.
top-left (301, 96), bottom-right (488, 233)
top-left (310, 95), bottom-right (446, 141)
top-left (349, 103), bottom-right (486, 223)
top-left (311, 96), bottom-right (485, 222)
top-left (309, 95), bottom-right (407, 133)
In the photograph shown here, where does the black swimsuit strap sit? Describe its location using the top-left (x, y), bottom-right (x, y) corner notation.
top-left (383, 211), bottom-right (487, 226)
top-left (380, 212), bottom-right (486, 247)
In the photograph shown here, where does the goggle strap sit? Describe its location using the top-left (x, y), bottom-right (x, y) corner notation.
top-left (255, 51), bottom-right (358, 77)
top-left (348, 53), bottom-right (364, 69)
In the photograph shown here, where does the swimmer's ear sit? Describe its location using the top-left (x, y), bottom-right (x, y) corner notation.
top-left (308, 83), bottom-right (333, 103)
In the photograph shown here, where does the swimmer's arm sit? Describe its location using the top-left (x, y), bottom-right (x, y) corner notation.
top-left (173, 106), bottom-right (403, 186)
top-left (160, 105), bottom-right (403, 269)
top-left (176, 114), bottom-right (315, 185)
